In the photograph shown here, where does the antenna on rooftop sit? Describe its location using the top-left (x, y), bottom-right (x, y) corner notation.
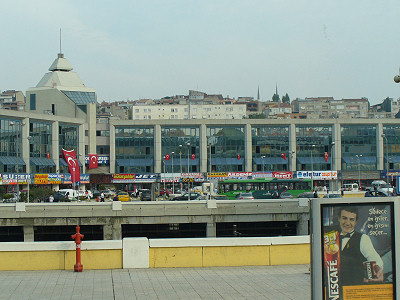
top-left (58, 28), bottom-right (64, 58)
top-left (60, 28), bottom-right (62, 54)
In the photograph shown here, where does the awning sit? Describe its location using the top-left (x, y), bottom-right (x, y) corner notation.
top-left (0, 156), bottom-right (26, 166)
top-left (116, 159), bottom-right (153, 167)
top-left (297, 157), bottom-right (331, 164)
top-left (384, 156), bottom-right (400, 163)
top-left (342, 156), bottom-right (376, 164)
top-left (30, 157), bottom-right (56, 167)
top-left (211, 158), bottom-right (243, 165)
top-left (164, 158), bottom-right (199, 166)
top-left (253, 157), bottom-right (287, 165)
top-left (59, 158), bottom-right (83, 167)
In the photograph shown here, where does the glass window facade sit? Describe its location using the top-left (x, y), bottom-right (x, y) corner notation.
top-left (29, 121), bottom-right (54, 173)
top-left (341, 125), bottom-right (376, 170)
top-left (115, 126), bottom-right (154, 173)
top-left (207, 126), bottom-right (245, 172)
top-left (59, 124), bottom-right (79, 174)
top-left (383, 125), bottom-right (400, 170)
top-left (252, 126), bottom-right (289, 171)
top-left (0, 118), bottom-right (24, 173)
top-left (296, 126), bottom-right (333, 171)
top-left (161, 126), bottom-right (200, 172)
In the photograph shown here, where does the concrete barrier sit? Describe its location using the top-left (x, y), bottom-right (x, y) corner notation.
top-left (0, 236), bottom-right (310, 271)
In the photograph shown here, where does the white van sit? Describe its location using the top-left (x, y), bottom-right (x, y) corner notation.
top-left (58, 189), bottom-right (80, 200)
top-left (343, 183), bottom-right (359, 192)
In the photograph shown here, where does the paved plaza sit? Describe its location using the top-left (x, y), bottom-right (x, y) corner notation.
top-left (0, 264), bottom-right (310, 300)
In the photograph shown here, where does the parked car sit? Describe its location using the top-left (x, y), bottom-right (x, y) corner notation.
top-left (116, 191), bottom-right (130, 202)
top-left (53, 191), bottom-right (68, 202)
top-left (92, 190), bottom-right (101, 199)
top-left (297, 192), bottom-right (316, 199)
top-left (279, 192), bottom-right (294, 199)
top-left (213, 195), bottom-right (229, 200)
top-left (140, 190), bottom-right (152, 201)
top-left (234, 192), bottom-right (254, 200)
top-left (171, 192), bottom-right (203, 201)
top-left (364, 191), bottom-right (390, 197)
top-left (323, 193), bottom-right (342, 198)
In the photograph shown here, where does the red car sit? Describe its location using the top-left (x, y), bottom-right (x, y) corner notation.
top-left (159, 189), bottom-right (171, 196)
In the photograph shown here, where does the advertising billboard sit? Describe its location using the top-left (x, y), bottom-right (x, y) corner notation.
top-left (311, 198), bottom-right (399, 300)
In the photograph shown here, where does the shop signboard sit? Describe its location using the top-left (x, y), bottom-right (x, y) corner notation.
top-left (48, 173), bottom-right (62, 184)
top-left (0, 174), bottom-right (30, 184)
top-left (112, 174), bottom-right (135, 183)
top-left (227, 172), bottom-right (252, 179)
top-left (297, 171), bottom-right (338, 180)
top-left (252, 172), bottom-right (273, 179)
top-left (85, 155), bottom-right (109, 165)
top-left (311, 197), bottom-right (398, 300)
top-left (273, 171), bottom-right (293, 179)
top-left (34, 174), bottom-right (48, 185)
top-left (134, 174), bottom-right (156, 183)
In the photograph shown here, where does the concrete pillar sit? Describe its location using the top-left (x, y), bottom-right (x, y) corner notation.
top-left (245, 124), bottom-right (252, 172)
top-left (79, 124), bottom-right (85, 174)
top-left (154, 124), bottom-right (161, 173)
top-left (103, 224), bottom-right (113, 240)
top-left (23, 225), bottom-right (34, 242)
top-left (377, 123), bottom-right (384, 170)
top-left (200, 124), bottom-right (207, 173)
top-left (110, 122), bottom-right (116, 173)
top-left (112, 220), bottom-right (122, 240)
top-left (52, 121), bottom-right (59, 170)
top-left (21, 117), bottom-right (30, 173)
top-left (206, 218), bottom-right (216, 237)
top-left (332, 123), bottom-right (341, 171)
top-left (289, 124), bottom-right (296, 171)
top-left (296, 214), bottom-right (309, 235)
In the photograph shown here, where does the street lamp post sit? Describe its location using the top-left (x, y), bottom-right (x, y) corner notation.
top-left (162, 156), bottom-right (166, 193)
top-left (330, 142), bottom-right (335, 191)
top-left (209, 142), bottom-right (212, 200)
top-left (187, 142), bottom-right (191, 199)
top-left (356, 154), bottom-right (362, 189)
top-left (171, 151), bottom-right (175, 194)
top-left (382, 134), bottom-right (389, 185)
top-left (27, 136), bottom-right (32, 203)
top-left (310, 145), bottom-right (315, 190)
top-left (261, 156), bottom-right (265, 172)
top-left (179, 145), bottom-right (183, 191)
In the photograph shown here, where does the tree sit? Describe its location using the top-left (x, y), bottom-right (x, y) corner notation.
top-left (272, 93), bottom-right (280, 102)
top-left (282, 93), bottom-right (290, 103)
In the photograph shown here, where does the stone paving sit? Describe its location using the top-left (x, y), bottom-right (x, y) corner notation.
top-left (0, 265), bottom-right (310, 300)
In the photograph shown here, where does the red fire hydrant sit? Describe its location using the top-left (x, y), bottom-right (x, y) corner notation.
top-left (71, 225), bottom-right (84, 272)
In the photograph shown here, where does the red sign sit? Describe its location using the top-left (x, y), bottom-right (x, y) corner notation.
top-left (89, 154), bottom-right (98, 169)
top-left (273, 171), bottom-right (293, 179)
top-left (165, 154), bottom-right (170, 161)
top-left (62, 149), bottom-right (80, 183)
top-left (191, 154), bottom-right (196, 160)
top-left (237, 154), bottom-right (241, 160)
top-left (281, 153), bottom-right (286, 160)
top-left (324, 152), bottom-right (329, 162)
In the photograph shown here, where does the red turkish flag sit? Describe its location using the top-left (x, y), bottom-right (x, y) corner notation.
top-left (47, 152), bottom-right (50, 159)
top-left (281, 153), bottom-right (286, 160)
top-left (165, 154), bottom-right (170, 161)
top-left (191, 154), bottom-right (196, 160)
top-left (89, 154), bottom-right (98, 169)
top-left (62, 149), bottom-right (80, 183)
top-left (237, 154), bottom-right (241, 160)
top-left (324, 152), bottom-right (329, 162)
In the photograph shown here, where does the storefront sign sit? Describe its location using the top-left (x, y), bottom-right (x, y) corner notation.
top-left (273, 171), bottom-right (293, 179)
top-left (34, 174), bottom-right (48, 185)
top-left (48, 173), bottom-right (62, 184)
top-left (112, 174), bottom-right (135, 183)
top-left (297, 171), bottom-right (337, 180)
top-left (227, 172), bottom-right (252, 179)
top-left (134, 174), bottom-right (156, 182)
top-left (252, 172), bottom-right (273, 179)
top-left (0, 174), bottom-right (30, 185)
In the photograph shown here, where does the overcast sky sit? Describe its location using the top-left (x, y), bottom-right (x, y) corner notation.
top-left (2, 1), bottom-right (400, 104)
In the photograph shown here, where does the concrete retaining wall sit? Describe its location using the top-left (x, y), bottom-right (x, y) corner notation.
top-left (0, 236), bottom-right (310, 271)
